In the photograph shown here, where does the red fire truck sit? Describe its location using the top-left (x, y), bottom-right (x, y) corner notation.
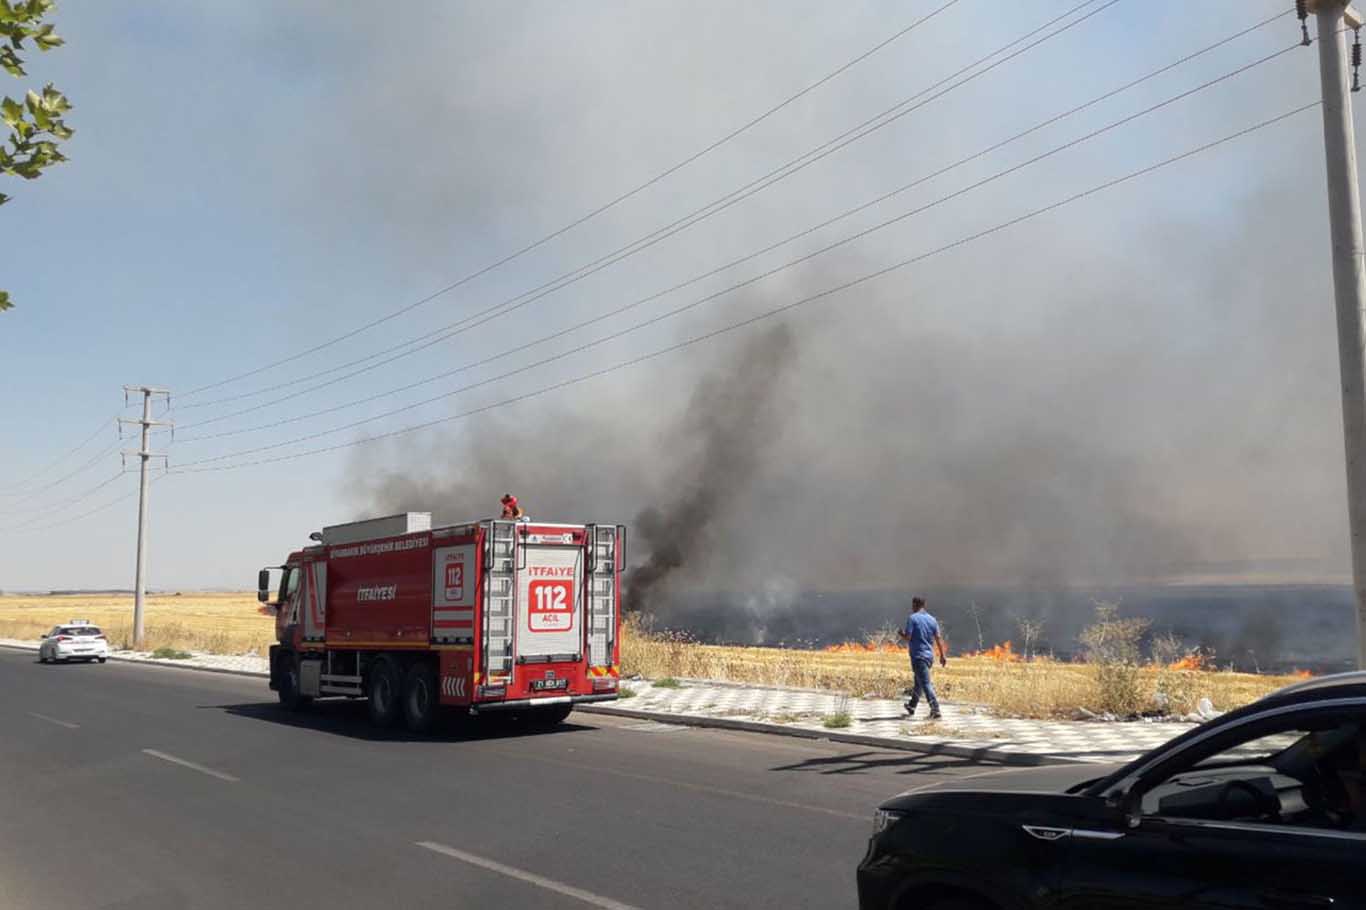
top-left (257, 512), bottom-right (624, 732)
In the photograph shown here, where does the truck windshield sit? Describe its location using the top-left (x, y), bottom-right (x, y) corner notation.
top-left (278, 567), bottom-right (299, 603)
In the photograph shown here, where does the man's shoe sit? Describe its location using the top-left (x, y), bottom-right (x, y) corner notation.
top-left (928, 711), bottom-right (943, 720)
top-left (903, 704), bottom-right (916, 717)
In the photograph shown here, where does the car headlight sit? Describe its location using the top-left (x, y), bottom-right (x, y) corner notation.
top-left (872, 809), bottom-right (905, 836)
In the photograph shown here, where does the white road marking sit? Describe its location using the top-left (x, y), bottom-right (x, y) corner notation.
top-left (27, 712), bottom-right (79, 729)
top-left (141, 749), bottom-right (239, 782)
top-left (416, 842), bottom-right (641, 910)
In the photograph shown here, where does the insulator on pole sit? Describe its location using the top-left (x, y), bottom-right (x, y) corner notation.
top-left (1297, 0), bottom-right (1312, 46)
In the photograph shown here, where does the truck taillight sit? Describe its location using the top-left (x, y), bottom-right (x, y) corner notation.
top-left (477, 684), bottom-right (507, 698)
top-left (591, 677), bottom-right (617, 692)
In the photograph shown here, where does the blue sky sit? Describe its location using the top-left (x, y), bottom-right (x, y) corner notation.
top-left (0, 0), bottom-right (1353, 590)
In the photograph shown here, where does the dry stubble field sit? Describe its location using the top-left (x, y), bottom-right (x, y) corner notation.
top-left (0, 593), bottom-right (1300, 718)
top-left (0, 592), bottom-right (275, 655)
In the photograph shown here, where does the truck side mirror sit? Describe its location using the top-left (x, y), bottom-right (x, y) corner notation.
top-left (257, 569), bottom-right (271, 602)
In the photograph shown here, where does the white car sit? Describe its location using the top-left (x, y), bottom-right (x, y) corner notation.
top-left (38, 622), bottom-right (109, 664)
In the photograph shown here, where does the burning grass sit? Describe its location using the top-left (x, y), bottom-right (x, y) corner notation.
top-left (620, 617), bottom-right (1303, 720)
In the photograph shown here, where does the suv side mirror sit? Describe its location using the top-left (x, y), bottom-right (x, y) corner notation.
top-left (257, 569), bottom-right (271, 603)
top-left (1105, 785), bottom-right (1144, 829)
top-left (1119, 789), bottom-right (1144, 829)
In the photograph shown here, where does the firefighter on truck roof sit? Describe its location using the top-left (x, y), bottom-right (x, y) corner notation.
top-left (500, 493), bottom-right (526, 520)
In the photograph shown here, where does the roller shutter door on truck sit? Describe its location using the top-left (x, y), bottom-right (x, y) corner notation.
top-left (515, 540), bottom-right (584, 663)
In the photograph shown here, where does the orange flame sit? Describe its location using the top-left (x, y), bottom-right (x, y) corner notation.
top-left (1168, 653), bottom-right (1210, 672)
top-left (256, 604), bottom-right (277, 617)
top-left (968, 641), bottom-right (1020, 662)
top-left (1291, 668), bottom-right (1314, 679)
top-left (822, 641), bottom-right (902, 654)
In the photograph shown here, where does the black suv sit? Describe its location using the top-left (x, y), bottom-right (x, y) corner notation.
top-left (857, 672), bottom-right (1366, 909)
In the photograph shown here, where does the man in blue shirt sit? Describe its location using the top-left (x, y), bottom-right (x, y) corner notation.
top-left (897, 596), bottom-right (947, 719)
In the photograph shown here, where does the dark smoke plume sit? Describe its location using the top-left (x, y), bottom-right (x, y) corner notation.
top-left (624, 323), bottom-right (797, 612)
top-left (344, 184), bottom-right (1359, 667)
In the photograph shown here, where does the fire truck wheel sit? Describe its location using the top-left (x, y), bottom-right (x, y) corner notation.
top-left (277, 655), bottom-right (313, 711)
top-left (367, 658), bottom-right (402, 728)
top-left (402, 662), bottom-right (439, 734)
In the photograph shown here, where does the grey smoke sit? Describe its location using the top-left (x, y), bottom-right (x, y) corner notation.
top-left (624, 323), bottom-right (797, 612)
top-left (346, 178), bottom-right (1353, 590)
top-left (344, 181), bottom-right (1355, 664)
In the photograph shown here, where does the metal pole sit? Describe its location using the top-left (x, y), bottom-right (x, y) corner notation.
top-left (132, 390), bottom-right (151, 649)
top-left (120, 386), bottom-right (171, 651)
top-left (1316, 0), bottom-right (1366, 670)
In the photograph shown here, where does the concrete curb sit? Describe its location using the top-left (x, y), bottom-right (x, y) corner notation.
top-left (0, 641), bottom-right (270, 680)
top-left (576, 704), bottom-right (1079, 766)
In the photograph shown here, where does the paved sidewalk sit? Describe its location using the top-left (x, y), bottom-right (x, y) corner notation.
top-left (591, 678), bottom-right (1199, 766)
top-left (1, 638), bottom-right (1198, 765)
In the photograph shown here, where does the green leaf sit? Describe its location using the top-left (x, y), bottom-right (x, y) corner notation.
top-left (0, 290), bottom-right (12, 312)
top-left (0, 190), bottom-right (8, 206)
top-left (0, 93), bottom-right (19, 125)
top-left (41, 83), bottom-right (68, 112)
top-left (0, 44), bottom-right (22, 77)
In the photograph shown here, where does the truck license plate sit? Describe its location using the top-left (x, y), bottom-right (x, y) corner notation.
top-left (531, 678), bottom-right (568, 691)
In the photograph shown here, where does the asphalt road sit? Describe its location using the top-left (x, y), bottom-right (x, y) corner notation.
top-left (0, 648), bottom-right (1015, 910)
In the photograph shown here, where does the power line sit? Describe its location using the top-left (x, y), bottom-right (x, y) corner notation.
top-left (165, 100), bottom-right (1319, 476)
top-left (0, 415), bottom-right (116, 496)
top-left (8, 474), bottom-right (145, 534)
top-left (175, 0), bottom-right (1116, 415)
top-left (170, 36), bottom-right (1302, 447)
top-left (0, 439), bottom-right (123, 508)
top-left (0, 471), bottom-right (132, 532)
top-left (0, 470), bottom-right (129, 519)
top-left (175, 0), bottom-right (966, 401)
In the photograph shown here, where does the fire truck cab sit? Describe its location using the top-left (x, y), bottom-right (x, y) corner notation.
top-left (258, 512), bottom-right (624, 733)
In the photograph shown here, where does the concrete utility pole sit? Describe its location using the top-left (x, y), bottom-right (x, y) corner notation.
top-left (119, 386), bottom-right (172, 649)
top-left (1309, 0), bottom-right (1366, 669)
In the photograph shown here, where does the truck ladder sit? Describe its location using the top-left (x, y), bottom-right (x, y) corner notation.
top-left (586, 524), bottom-right (618, 670)
top-left (482, 520), bottom-right (518, 679)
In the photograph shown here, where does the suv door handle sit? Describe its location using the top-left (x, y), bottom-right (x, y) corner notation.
top-left (1264, 891), bottom-right (1335, 909)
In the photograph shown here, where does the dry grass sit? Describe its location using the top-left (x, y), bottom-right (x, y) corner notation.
top-left (619, 618), bottom-right (1301, 719)
top-left (0, 592), bottom-right (274, 654)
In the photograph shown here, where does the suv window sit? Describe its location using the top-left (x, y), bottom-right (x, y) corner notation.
top-left (1139, 708), bottom-right (1366, 834)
